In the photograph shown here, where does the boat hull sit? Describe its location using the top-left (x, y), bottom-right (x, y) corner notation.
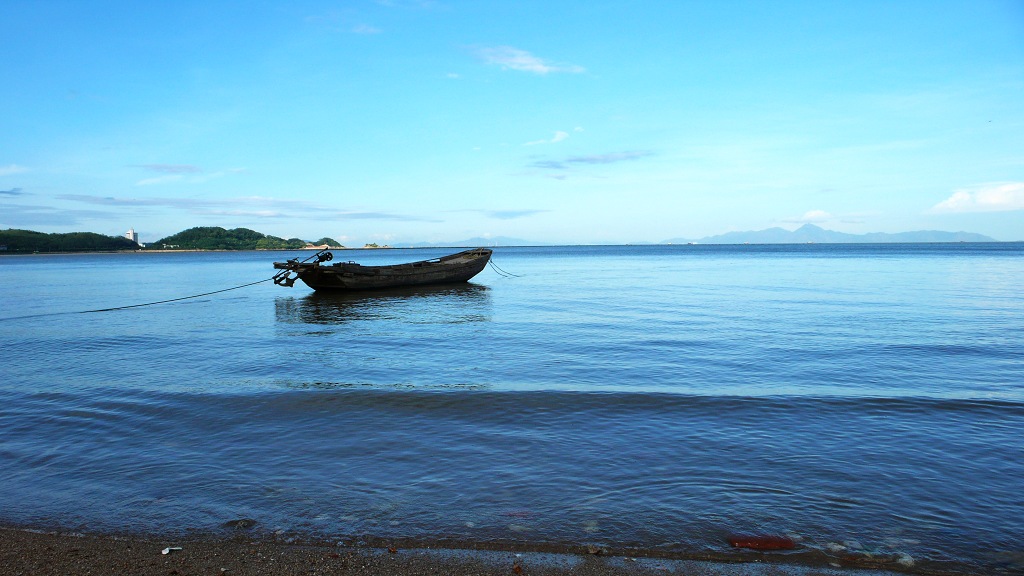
top-left (273, 248), bottom-right (492, 291)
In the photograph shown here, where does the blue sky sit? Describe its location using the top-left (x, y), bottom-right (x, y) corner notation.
top-left (2, 0), bottom-right (1023, 245)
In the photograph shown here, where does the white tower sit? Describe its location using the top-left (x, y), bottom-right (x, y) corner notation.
top-left (126, 228), bottom-right (140, 245)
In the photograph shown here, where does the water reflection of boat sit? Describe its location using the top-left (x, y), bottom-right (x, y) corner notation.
top-left (272, 248), bottom-right (492, 291)
top-left (274, 283), bottom-right (491, 326)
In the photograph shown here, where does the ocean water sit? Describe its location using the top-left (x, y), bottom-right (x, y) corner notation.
top-left (1, 244), bottom-right (1022, 574)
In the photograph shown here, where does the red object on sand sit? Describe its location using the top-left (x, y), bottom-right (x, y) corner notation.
top-left (728, 535), bottom-right (796, 550)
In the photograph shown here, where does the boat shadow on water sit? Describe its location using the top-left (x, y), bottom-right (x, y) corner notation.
top-left (273, 282), bottom-right (492, 326)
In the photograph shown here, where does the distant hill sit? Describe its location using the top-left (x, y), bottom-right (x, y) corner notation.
top-left (150, 227), bottom-right (343, 250)
top-left (0, 229), bottom-right (140, 253)
top-left (664, 224), bottom-right (997, 244)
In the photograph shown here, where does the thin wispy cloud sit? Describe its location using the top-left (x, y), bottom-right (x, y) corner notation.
top-left (530, 160), bottom-right (568, 170)
top-left (290, 207), bottom-right (436, 222)
top-left (487, 209), bottom-right (549, 220)
top-left (132, 165), bottom-right (244, 186)
top-left (192, 169), bottom-right (246, 184)
top-left (782, 210), bottom-right (833, 224)
top-left (570, 151), bottom-right (654, 164)
top-left (0, 164), bottom-right (29, 176)
top-left (56, 194), bottom-right (436, 222)
top-left (59, 194), bottom-right (316, 211)
top-left (331, 210), bottom-right (437, 222)
top-left (352, 23), bottom-right (382, 34)
top-left (476, 46), bottom-right (584, 75)
top-left (931, 182), bottom-right (1024, 213)
top-left (529, 150), bottom-right (655, 170)
top-left (1, 187), bottom-right (25, 196)
top-left (525, 131), bottom-right (570, 146)
top-left (197, 209), bottom-right (288, 218)
top-left (450, 208), bottom-right (549, 220)
top-left (59, 194), bottom-right (190, 207)
top-left (0, 204), bottom-right (116, 226)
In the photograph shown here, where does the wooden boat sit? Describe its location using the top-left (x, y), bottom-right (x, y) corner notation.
top-left (272, 248), bottom-right (492, 291)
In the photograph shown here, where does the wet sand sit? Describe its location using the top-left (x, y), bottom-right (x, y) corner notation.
top-left (0, 528), bottom-right (916, 576)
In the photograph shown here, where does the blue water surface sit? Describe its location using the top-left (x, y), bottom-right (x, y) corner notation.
top-left (1, 244), bottom-right (1022, 574)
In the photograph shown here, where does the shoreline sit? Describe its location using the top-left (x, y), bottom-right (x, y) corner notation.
top-left (0, 527), bottom-right (948, 576)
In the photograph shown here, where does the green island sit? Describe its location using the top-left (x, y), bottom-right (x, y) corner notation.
top-left (0, 227), bottom-right (344, 254)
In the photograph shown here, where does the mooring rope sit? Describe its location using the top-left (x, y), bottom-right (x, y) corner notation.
top-left (0, 250), bottom-right (321, 323)
top-left (84, 277), bottom-right (275, 313)
top-left (0, 276), bottom-right (279, 322)
top-left (0, 250), bottom-right (519, 322)
top-left (79, 249), bottom-right (333, 313)
top-left (488, 258), bottom-right (522, 278)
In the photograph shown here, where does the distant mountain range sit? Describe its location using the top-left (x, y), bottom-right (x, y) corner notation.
top-left (401, 225), bottom-right (998, 247)
top-left (2, 225), bottom-right (1001, 254)
top-left (663, 224), bottom-right (997, 244)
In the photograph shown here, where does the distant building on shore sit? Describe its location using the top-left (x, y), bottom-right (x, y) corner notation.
top-left (125, 228), bottom-right (142, 247)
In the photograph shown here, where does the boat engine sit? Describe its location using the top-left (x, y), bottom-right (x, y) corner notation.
top-left (272, 250), bottom-right (333, 287)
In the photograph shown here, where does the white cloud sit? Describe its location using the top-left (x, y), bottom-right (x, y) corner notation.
top-left (476, 46), bottom-right (584, 75)
top-left (525, 130), bottom-right (570, 146)
top-left (133, 165), bottom-right (245, 186)
top-left (931, 182), bottom-right (1024, 213)
top-left (781, 210), bottom-right (833, 224)
top-left (0, 164), bottom-right (29, 176)
top-left (352, 23), bottom-right (382, 34)
top-left (802, 209), bottom-right (832, 222)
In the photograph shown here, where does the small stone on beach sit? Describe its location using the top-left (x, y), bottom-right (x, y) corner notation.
top-left (222, 518), bottom-right (258, 529)
top-left (896, 552), bottom-right (915, 567)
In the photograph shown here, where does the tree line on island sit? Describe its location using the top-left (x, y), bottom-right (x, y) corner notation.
top-left (0, 227), bottom-right (344, 253)
top-left (150, 227), bottom-right (342, 251)
top-left (1, 223), bottom-right (1005, 254)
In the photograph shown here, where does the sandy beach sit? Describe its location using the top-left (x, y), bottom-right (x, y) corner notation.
top-left (0, 528), bottom-right (923, 576)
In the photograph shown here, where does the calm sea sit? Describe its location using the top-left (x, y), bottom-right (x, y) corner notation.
top-left (1, 244), bottom-right (1022, 574)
